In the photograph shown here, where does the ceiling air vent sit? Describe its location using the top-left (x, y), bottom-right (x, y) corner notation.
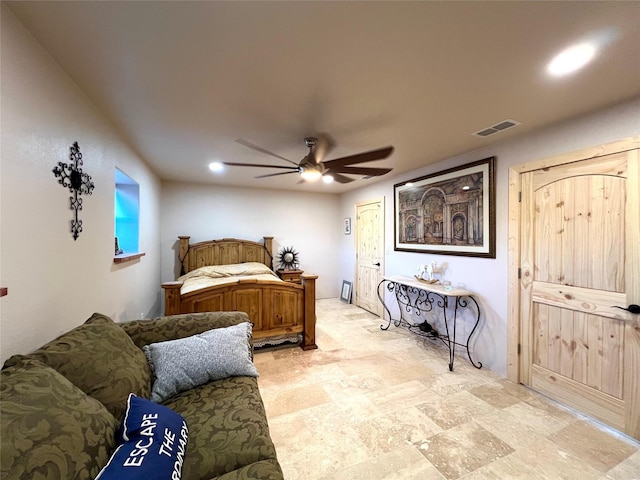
top-left (472, 119), bottom-right (521, 138)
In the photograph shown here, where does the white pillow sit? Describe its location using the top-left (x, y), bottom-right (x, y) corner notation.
top-left (143, 322), bottom-right (258, 403)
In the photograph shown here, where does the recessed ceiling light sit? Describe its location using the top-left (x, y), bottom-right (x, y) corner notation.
top-left (547, 43), bottom-right (596, 76)
top-left (208, 162), bottom-right (224, 172)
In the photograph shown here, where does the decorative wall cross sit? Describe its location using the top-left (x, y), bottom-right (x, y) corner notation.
top-left (52, 141), bottom-right (95, 240)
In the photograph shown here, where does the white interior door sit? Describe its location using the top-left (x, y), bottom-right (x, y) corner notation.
top-left (355, 197), bottom-right (384, 315)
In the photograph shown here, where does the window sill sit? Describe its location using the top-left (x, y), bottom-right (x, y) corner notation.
top-left (113, 252), bottom-right (146, 264)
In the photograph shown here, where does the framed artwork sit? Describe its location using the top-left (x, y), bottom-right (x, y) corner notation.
top-left (340, 280), bottom-right (352, 303)
top-left (344, 218), bottom-right (352, 235)
top-left (394, 157), bottom-right (496, 258)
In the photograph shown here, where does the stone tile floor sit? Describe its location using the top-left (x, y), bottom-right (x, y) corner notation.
top-left (254, 299), bottom-right (640, 480)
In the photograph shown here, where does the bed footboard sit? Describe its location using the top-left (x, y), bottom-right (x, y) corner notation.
top-left (161, 281), bottom-right (183, 316)
top-left (301, 274), bottom-right (318, 350)
top-left (161, 275), bottom-right (317, 350)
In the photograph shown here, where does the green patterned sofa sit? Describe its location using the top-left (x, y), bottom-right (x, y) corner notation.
top-left (0, 311), bottom-right (284, 480)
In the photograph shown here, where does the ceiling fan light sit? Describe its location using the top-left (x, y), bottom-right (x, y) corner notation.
top-left (322, 175), bottom-right (334, 184)
top-left (300, 168), bottom-right (322, 182)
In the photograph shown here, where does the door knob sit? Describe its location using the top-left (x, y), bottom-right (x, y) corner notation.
top-left (373, 262), bottom-right (381, 267)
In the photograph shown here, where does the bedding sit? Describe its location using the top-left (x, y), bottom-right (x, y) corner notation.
top-left (178, 262), bottom-right (280, 296)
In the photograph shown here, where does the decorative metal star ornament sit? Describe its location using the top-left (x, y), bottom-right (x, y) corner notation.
top-left (277, 246), bottom-right (299, 270)
top-left (52, 141), bottom-right (95, 240)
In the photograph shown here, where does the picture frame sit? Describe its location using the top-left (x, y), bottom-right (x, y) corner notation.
top-left (344, 217), bottom-right (352, 235)
top-left (394, 157), bottom-right (495, 258)
top-left (340, 280), bottom-right (352, 303)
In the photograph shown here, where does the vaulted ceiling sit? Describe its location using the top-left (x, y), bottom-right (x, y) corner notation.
top-left (7, 1), bottom-right (640, 192)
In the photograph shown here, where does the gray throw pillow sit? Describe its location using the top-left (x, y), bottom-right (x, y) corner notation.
top-left (143, 322), bottom-right (258, 403)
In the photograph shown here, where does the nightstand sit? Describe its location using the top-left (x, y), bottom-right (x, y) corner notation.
top-left (277, 269), bottom-right (304, 284)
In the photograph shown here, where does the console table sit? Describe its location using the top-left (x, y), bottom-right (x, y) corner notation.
top-left (377, 275), bottom-right (482, 371)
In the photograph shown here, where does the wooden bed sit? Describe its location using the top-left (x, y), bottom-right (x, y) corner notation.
top-left (161, 236), bottom-right (317, 350)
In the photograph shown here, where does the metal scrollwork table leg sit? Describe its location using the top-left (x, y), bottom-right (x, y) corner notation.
top-left (377, 278), bottom-right (482, 371)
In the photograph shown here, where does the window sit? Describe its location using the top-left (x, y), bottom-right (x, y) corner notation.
top-left (114, 169), bottom-right (141, 261)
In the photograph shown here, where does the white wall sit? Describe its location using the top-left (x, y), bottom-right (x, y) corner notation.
top-left (339, 98), bottom-right (640, 376)
top-left (0, 6), bottom-right (162, 362)
top-left (160, 181), bottom-right (340, 299)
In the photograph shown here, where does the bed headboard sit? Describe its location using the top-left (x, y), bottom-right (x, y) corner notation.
top-left (177, 236), bottom-right (273, 275)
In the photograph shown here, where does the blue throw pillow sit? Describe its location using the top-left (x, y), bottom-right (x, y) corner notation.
top-left (95, 394), bottom-right (189, 480)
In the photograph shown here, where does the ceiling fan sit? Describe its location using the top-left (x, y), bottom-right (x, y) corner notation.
top-left (224, 136), bottom-right (394, 184)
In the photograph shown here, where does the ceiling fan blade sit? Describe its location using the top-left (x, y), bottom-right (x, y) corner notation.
top-left (330, 173), bottom-right (355, 184)
top-left (223, 162), bottom-right (297, 171)
top-left (331, 166), bottom-right (393, 176)
top-left (322, 146), bottom-right (394, 169)
top-left (313, 133), bottom-right (336, 164)
top-left (235, 139), bottom-right (298, 166)
top-left (254, 171), bottom-right (299, 179)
